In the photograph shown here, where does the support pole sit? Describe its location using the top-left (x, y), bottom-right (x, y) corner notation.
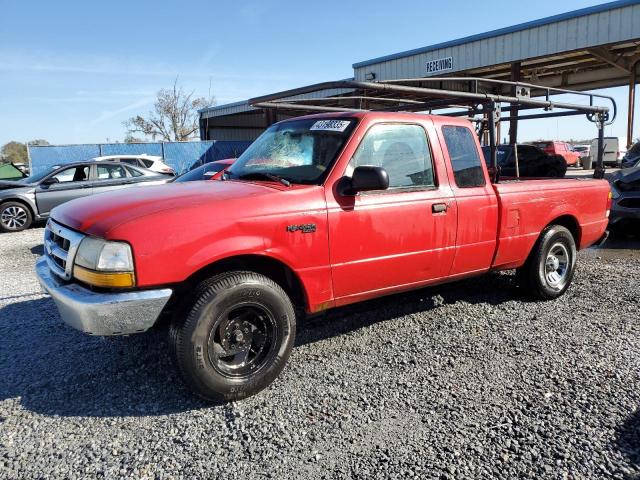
top-left (265, 109), bottom-right (277, 127)
top-left (627, 60), bottom-right (639, 149)
top-left (488, 102), bottom-right (499, 182)
top-left (594, 117), bottom-right (605, 179)
top-left (482, 112), bottom-right (489, 146)
top-left (509, 62), bottom-right (521, 145)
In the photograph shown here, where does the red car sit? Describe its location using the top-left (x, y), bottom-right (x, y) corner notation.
top-left (36, 112), bottom-right (611, 401)
top-left (532, 141), bottom-right (581, 166)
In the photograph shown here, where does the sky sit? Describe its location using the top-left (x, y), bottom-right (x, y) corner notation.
top-left (0, 0), bottom-right (634, 146)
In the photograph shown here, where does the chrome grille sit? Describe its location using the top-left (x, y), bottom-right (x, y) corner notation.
top-left (44, 220), bottom-right (85, 280)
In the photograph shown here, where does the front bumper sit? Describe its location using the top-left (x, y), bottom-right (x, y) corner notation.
top-left (35, 256), bottom-right (172, 336)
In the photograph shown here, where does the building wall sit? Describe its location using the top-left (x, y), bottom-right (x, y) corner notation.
top-left (207, 128), bottom-right (264, 141)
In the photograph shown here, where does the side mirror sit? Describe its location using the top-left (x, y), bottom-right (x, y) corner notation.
top-left (339, 165), bottom-right (389, 195)
top-left (41, 177), bottom-right (59, 186)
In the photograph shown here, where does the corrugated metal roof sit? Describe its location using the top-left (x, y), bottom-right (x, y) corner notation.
top-left (352, 0), bottom-right (640, 69)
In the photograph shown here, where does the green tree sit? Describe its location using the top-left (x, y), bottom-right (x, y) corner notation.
top-left (1, 141), bottom-right (27, 164)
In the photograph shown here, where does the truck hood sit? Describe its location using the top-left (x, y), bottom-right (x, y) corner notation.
top-left (51, 180), bottom-right (289, 236)
top-left (610, 167), bottom-right (640, 186)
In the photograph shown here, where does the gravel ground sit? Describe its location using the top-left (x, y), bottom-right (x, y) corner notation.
top-left (1, 227), bottom-right (640, 479)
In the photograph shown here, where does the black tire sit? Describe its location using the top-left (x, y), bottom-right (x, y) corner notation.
top-left (0, 201), bottom-right (33, 232)
top-left (170, 271), bottom-right (296, 402)
top-left (516, 225), bottom-right (576, 300)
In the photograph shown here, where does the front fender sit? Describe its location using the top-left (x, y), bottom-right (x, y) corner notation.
top-left (0, 191), bottom-right (38, 216)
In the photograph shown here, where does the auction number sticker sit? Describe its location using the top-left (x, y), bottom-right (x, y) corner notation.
top-left (310, 120), bottom-right (351, 132)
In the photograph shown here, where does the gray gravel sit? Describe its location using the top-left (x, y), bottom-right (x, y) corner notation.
top-left (1, 227), bottom-right (640, 479)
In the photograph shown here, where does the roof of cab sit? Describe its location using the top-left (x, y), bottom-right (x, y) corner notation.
top-left (271, 110), bottom-right (474, 127)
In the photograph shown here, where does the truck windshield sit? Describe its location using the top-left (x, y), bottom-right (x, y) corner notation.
top-left (227, 118), bottom-right (357, 185)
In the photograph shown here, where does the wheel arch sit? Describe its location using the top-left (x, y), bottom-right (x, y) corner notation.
top-left (520, 214), bottom-right (581, 268)
top-left (0, 197), bottom-right (36, 217)
top-left (180, 254), bottom-right (308, 312)
top-left (546, 214), bottom-right (581, 248)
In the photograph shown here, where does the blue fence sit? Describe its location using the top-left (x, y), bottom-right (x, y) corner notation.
top-left (28, 141), bottom-right (252, 175)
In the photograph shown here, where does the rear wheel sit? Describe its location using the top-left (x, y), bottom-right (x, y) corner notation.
top-left (0, 201), bottom-right (33, 232)
top-left (516, 225), bottom-right (576, 300)
top-left (170, 271), bottom-right (296, 402)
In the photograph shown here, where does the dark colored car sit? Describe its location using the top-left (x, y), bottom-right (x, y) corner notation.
top-left (608, 167), bottom-right (640, 230)
top-left (0, 161), bottom-right (169, 232)
top-left (622, 141), bottom-right (640, 168)
top-left (481, 144), bottom-right (567, 178)
top-left (173, 159), bottom-right (235, 183)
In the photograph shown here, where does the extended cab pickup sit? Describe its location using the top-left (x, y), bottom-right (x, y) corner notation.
top-left (36, 112), bottom-right (611, 401)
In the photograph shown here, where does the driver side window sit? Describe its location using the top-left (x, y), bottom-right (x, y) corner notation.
top-left (349, 124), bottom-right (434, 189)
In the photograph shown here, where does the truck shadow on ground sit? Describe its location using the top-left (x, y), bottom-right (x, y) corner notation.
top-left (615, 410), bottom-right (640, 470)
top-left (1, 271), bottom-right (522, 418)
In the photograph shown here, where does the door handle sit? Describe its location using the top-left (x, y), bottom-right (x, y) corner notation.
top-left (432, 203), bottom-right (448, 214)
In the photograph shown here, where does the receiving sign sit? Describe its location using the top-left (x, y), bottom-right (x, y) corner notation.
top-left (426, 57), bottom-right (453, 75)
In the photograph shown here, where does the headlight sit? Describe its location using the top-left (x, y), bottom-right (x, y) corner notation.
top-left (73, 237), bottom-right (135, 288)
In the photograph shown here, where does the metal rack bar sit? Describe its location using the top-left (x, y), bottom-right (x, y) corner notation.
top-left (248, 77), bottom-right (616, 180)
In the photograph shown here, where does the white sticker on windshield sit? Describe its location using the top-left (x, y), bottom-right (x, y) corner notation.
top-left (310, 120), bottom-right (351, 132)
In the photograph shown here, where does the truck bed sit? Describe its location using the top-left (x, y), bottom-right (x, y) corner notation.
top-left (490, 178), bottom-right (610, 270)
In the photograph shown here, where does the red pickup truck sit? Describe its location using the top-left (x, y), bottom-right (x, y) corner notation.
top-left (36, 112), bottom-right (611, 401)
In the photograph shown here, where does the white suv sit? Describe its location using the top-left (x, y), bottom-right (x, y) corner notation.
top-left (92, 155), bottom-right (175, 175)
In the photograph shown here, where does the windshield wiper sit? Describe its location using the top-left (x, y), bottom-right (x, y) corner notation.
top-left (236, 172), bottom-right (291, 187)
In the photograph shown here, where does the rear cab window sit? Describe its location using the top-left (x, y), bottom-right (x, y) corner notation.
top-left (442, 126), bottom-right (485, 188)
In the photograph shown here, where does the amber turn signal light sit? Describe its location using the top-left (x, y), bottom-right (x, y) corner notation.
top-left (73, 265), bottom-right (135, 288)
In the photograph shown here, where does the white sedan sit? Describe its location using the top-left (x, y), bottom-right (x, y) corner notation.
top-left (92, 154), bottom-right (175, 175)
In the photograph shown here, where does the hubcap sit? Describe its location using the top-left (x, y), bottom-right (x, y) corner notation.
top-left (545, 242), bottom-right (569, 287)
top-left (207, 304), bottom-right (277, 378)
top-left (1, 206), bottom-right (28, 229)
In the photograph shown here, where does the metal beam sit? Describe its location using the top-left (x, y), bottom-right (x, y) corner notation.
top-left (253, 102), bottom-right (364, 113)
top-left (587, 47), bottom-right (630, 73)
top-left (500, 110), bottom-right (587, 121)
top-left (270, 96), bottom-right (425, 105)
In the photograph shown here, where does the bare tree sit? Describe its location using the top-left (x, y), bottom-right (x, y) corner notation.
top-left (124, 78), bottom-right (215, 142)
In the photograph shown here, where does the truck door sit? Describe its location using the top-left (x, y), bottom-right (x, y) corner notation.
top-left (438, 124), bottom-right (499, 276)
top-left (326, 121), bottom-right (457, 305)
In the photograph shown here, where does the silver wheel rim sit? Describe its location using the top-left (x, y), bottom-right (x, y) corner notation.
top-left (1, 206), bottom-right (28, 230)
top-left (545, 242), bottom-right (569, 288)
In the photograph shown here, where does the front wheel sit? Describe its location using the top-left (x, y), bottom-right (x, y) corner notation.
top-left (516, 225), bottom-right (576, 300)
top-left (171, 271), bottom-right (296, 402)
top-left (0, 201), bottom-right (33, 232)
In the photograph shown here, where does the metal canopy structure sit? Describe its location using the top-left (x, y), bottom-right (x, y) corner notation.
top-left (200, 0), bottom-right (640, 145)
top-left (247, 77), bottom-right (616, 180)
